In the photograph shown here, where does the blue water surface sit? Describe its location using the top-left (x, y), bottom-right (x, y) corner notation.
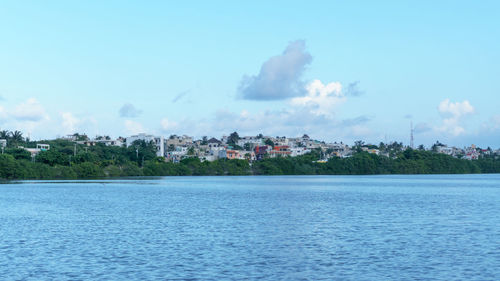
top-left (1, 175), bottom-right (499, 280)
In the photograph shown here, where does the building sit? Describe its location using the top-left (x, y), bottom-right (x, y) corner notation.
top-left (126, 133), bottom-right (165, 157)
top-left (254, 146), bottom-right (269, 160)
top-left (166, 135), bottom-right (193, 147)
top-left (207, 138), bottom-right (222, 149)
top-left (237, 136), bottom-right (263, 148)
top-left (436, 146), bottom-right (453, 155)
top-left (37, 144), bottom-right (50, 151)
top-left (290, 147), bottom-right (311, 157)
top-left (226, 150), bottom-right (241, 160)
top-left (0, 139), bottom-right (6, 149)
top-left (19, 143), bottom-right (50, 157)
top-left (269, 145), bottom-right (291, 157)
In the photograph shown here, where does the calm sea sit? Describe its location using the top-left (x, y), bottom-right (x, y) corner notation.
top-left (1, 175), bottom-right (499, 280)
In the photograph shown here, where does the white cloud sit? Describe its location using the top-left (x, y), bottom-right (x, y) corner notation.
top-left (291, 79), bottom-right (345, 117)
top-left (240, 110), bottom-right (249, 118)
top-left (438, 99), bottom-right (475, 118)
top-left (160, 118), bottom-right (178, 132)
top-left (61, 112), bottom-right (80, 134)
top-left (11, 98), bottom-right (49, 121)
top-left (0, 106), bottom-right (7, 120)
top-left (209, 106), bottom-right (371, 142)
top-left (124, 120), bottom-right (144, 135)
top-left (119, 103), bottom-right (142, 118)
top-left (437, 99), bottom-right (475, 136)
top-left (239, 40), bottom-right (312, 100)
top-left (490, 115), bottom-right (500, 128)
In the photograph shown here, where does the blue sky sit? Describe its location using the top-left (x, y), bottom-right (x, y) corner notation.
top-left (0, 1), bottom-right (499, 147)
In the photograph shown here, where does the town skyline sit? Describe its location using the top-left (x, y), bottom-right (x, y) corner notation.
top-left (1, 1), bottom-right (499, 147)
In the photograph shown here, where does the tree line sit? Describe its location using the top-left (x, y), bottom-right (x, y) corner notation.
top-left (1, 136), bottom-right (499, 180)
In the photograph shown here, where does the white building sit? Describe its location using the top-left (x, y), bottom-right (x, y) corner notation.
top-left (166, 135), bottom-right (193, 147)
top-left (37, 144), bottom-right (50, 151)
top-left (237, 136), bottom-right (263, 148)
top-left (437, 146), bottom-right (453, 155)
top-left (126, 133), bottom-right (165, 157)
top-left (290, 147), bottom-right (311, 157)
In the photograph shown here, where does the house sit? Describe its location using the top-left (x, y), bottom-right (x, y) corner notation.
top-left (218, 149), bottom-right (227, 159)
top-left (166, 147), bottom-right (189, 163)
top-left (207, 138), bottom-right (222, 149)
top-left (269, 145), bottom-right (291, 157)
top-left (362, 147), bottom-right (380, 155)
top-left (166, 135), bottom-right (193, 147)
top-left (37, 144), bottom-right (50, 151)
top-left (290, 147), bottom-right (311, 157)
top-left (437, 146), bottom-right (453, 155)
top-left (254, 146), bottom-right (269, 160)
top-left (236, 136), bottom-right (263, 148)
top-left (464, 151), bottom-right (479, 160)
top-left (19, 143), bottom-right (50, 157)
top-left (274, 136), bottom-right (289, 146)
top-left (226, 150), bottom-right (241, 160)
top-left (94, 137), bottom-right (124, 147)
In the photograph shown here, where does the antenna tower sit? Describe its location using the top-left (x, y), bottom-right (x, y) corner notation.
top-left (410, 121), bottom-right (414, 149)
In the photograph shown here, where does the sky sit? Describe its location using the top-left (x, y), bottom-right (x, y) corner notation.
top-left (0, 0), bottom-right (499, 147)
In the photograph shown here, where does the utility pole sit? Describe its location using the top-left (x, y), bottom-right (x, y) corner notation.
top-left (74, 144), bottom-right (77, 156)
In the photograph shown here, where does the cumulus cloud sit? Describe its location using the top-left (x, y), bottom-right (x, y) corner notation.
top-left (11, 98), bottom-right (49, 121)
top-left (291, 79), bottom-right (345, 117)
top-left (124, 120), bottom-right (144, 135)
top-left (119, 103), bottom-right (142, 118)
top-left (238, 40), bottom-right (312, 100)
top-left (437, 99), bottom-right (475, 136)
top-left (345, 81), bottom-right (365, 97)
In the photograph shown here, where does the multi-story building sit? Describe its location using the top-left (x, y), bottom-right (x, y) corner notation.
top-left (290, 147), bottom-right (311, 157)
top-left (126, 133), bottom-right (165, 157)
top-left (269, 145), bottom-right (291, 158)
top-left (237, 136), bottom-right (263, 148)
top-left (254, 146), bottom-right (269, 160)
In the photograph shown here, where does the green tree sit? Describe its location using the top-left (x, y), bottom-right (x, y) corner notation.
top-left (264, 138), bottom-right (274, 147)
top-left (227, 132), bottom-right (240, 146)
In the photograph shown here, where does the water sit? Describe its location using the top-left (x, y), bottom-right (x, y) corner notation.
top-left (1, 175), bottom-right (499, 280)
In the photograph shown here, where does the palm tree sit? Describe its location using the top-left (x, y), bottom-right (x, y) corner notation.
top-left (10, 130), bottom-right (24, 146)
top-left (0, 130), bottom-right (9, 140)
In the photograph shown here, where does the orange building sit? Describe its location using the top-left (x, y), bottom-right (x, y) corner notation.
top-left (226, 150), bottom-right (241, 160)
top-left (269, 145), bottom-right (291, 157)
